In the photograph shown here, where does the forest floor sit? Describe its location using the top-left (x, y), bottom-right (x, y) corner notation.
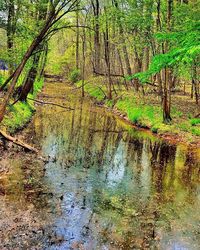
top-left (76, 77), bottom-right (200, 147)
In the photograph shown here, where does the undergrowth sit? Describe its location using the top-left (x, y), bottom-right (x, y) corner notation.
top-left (75, 80), bottom-right (200, 139)
top-left (1, 78), bottom-right (44, 133)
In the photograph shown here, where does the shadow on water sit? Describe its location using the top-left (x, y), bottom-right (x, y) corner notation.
top-left (0, 83), bottom-right (200, 249)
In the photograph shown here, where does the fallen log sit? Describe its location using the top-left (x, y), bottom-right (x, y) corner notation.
top-left (0, 130), bottom-right (39, 153)
top-left (27, 98), bottom-right (74, 110)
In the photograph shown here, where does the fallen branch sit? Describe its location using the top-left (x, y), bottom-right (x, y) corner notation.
top-left (195, 113), bottom-right (200, 118)
top-left (93, 69), bottom-right (124, 78)
top-left (0, 130), bottom-right (39, 153)
top-left (89, 129), bottom-right (127, 133)
top-left (27, 97), bottom-right (74, 110)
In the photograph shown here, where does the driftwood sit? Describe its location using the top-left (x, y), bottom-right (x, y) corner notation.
top-left (0, 130), bottom-right (39, 153)
top-left (28, 97), bottom-right (74, 110)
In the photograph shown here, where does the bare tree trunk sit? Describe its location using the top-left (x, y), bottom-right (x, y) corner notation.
top-left (104, 20), bottom-right (112, 100)
top-left (76, 6), bottom-right (80, 69)
top-left (192, 65), bottom-right (199, 104)
top-left (118, 48), bottom-right (129, 90)
top-left (156, 0), bottom-right (163, 102)
top-left (7, 0), bottom-right (16, 74)
top-left (91, 0), bottom-right (101, 73)
top-left (163, 0), bottom-right (173, 123)
top-left (81, 26), bottom-right (86, 98)
top-left (19, 48), bottom-right (42, 101)
top-left (113, 0), bottom-right (134, 88)
top-left (39, 43), bottom-right (48, 78)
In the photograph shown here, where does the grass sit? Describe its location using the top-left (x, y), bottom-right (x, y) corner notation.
top-left (0, 77), bottom-right (44, 133)
top-left (75, 80), bottom-right (200, 141)
top-left (2, 101), bottom-right (35, 133)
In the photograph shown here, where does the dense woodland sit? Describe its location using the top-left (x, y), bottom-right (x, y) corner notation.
top-left (0, 0), bottom-right (199, 135)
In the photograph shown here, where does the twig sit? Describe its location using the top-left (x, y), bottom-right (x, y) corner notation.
top-left (27, 97), bottom-right (74, 110)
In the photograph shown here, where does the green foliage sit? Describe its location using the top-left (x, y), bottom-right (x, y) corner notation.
top-left (1, 78), bottom-right (44, 133)
top-left (190, 118), bottom-right (200, 126)
top-left (131, 18), bottom-right (200, 84)
top-left (191, 127), bottom-right (200, 136)
top-left (32, 78), bottom-right (44, 98)
top-left (0, 75), bottom-right (3, 86)
top-left (76, 81), bottom-right (105, 101)
top-left (2, 101), bottom-right (35, 133)
top-left (69, 69), bottom-right (81, 83)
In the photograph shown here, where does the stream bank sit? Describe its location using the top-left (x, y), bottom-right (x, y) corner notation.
top-left (75, 80), bottom-right (200, 147)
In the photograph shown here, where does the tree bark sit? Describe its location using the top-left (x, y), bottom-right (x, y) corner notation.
top-left (163, 0), bottom-right (173, 123)
top-left (91, 0), bottom-right (101, 73)
top-left (19, 48), bottom-right (42, 101)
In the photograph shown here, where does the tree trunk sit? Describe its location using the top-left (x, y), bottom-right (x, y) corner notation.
top-left (91, 0), bottom-right (101, 73)
top-left (19, 49), bottom-right (42, 101)
top-left (104, 20), bottom-right (112, 100)
top-left (113, 0), bottom-right (134, 88)
top-left (81, 25), bottom-right (86, 98)
top-left (118, 48), bottom-right (129, 90)
top-left (7, 0), bottom-right (16, 74)
top-left (163, 0), bottom-right (173, 123)
top-left (0, 6), bottom-right (56, 122)
top-left (76, 6), bottom-right (80, 69)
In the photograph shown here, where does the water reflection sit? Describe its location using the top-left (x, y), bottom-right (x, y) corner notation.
top-left (32, 84), bottom-right (200, 249)
top-left (0, 83), bottom-right (199, 249)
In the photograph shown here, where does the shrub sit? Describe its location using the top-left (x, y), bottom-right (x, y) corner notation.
top-left (69, 68), bottom-right (81, 83)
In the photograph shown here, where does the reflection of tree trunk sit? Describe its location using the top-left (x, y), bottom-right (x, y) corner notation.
top-left (97, 116), bottom-right (111, 166)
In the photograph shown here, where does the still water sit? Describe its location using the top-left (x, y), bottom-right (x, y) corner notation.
top-left (0, 82), bottom-right (200, 249)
